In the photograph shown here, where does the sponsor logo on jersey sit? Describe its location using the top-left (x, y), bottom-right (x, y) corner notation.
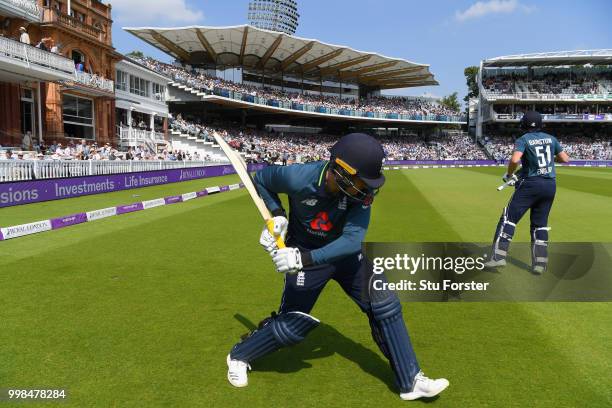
top-left (338, 196), bottom-right (347, 210)
top-left (301, 198), bottom-right (318, 206)
top-left (309, 211), bottom-right (333, 232)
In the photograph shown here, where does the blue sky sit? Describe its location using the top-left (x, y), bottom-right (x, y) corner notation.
top-left (112, 0), bottom-right (611, 101)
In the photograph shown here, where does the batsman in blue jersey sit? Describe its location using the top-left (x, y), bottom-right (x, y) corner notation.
top-left (226, 133), bottom-right (449, 401)
top-left (485, 111), bottom-right (570, 273)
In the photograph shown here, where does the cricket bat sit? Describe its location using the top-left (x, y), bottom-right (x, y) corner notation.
top-left (497, 174), bottom-right (519, 191)
top-left (212, 132), bottom-right (285, 249)
top-left (497, 168), bottom-right (522, 191)
top-left (496, 180), bottom-right (514, 191)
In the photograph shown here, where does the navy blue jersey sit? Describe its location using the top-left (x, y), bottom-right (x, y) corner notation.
top-left (514, 131), bottom-right (563, 179)
top-left (253, 161), bottom-right (371, 265)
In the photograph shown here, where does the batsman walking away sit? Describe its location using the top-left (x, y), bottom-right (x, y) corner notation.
top-left (485, 111), bottom-right (570, 274)
top-left (225, 133), bottom-right (448, 401)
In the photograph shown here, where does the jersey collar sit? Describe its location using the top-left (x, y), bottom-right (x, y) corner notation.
top-left (316, 161), bottom-right (330, 197)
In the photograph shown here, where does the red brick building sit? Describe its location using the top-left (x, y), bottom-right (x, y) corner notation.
top-left (0, 0), bottom-right (119, 148)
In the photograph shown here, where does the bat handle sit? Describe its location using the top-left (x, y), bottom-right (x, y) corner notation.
top-left (266, 218), bottom-right (286, 249)
top-left (275, 236), bottom-right (286, 249)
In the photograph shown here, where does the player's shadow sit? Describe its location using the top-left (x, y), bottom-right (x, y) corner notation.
top-left (506, 256), bottom-right (533, 274)
top-left (233, 313), bottom-right (398, 393)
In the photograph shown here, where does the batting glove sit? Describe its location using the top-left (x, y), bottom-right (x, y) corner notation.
top-left (502, 173), bottom-right (518, 185)
top-left (271, 247), bottom-right (303, 274)
top-left (259, 216), bottom-right (288, 253)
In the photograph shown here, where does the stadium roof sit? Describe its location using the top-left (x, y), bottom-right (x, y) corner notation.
top-left (483, 49), bottom-right (612, 67)
top-left (123, 24), bottom-right (438, 90)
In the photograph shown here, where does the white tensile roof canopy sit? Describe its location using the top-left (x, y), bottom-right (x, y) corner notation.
top-left (123, 24), bottom-right (438, 90)
top-left (483, 49), bottom-right (612, 67)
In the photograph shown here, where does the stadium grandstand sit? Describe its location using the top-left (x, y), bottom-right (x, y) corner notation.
top-left (475, 50), bottom-right (612, 161)
top-left (114, 24), bottom-right (474, 163)
top-left (122, 24), bottom-right (465, 127)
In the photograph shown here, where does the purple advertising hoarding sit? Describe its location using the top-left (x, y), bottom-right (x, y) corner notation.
top-left (164, 195), bottom-right (183, 205)
top-left (385, 160), bottom-right (612, 167)
top-left (50, 212), bottom-right (88, 229)
top-left (384, 160), bottom-right (497, 166)
top-left (0, 183), bottom-right (243, 241)
top-left (495, 160), bottom-right (612, 167)
top-left (560, 160), bottom-right (612, 167)
top-left (116, 203), bottom-right (145, 215)
top-left (0, 163), bottom-right (267, 208)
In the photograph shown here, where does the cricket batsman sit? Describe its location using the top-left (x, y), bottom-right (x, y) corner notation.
top-left (226, 133), bottom-right (449, 401)
top-left (485, 111), bottom-right (570, 273)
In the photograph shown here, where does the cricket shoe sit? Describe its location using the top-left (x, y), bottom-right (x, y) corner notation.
top-left (400, 371), bottom-right (449, 401)
top-left (227, 354), bottom-right (251, 387)
top-left (532, 265), bottom-right (545, 275)
top-left (484, 258), bottom-right (506, 268)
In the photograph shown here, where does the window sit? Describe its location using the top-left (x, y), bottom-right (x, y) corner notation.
top-left (130, 75), bottom-right (150, 97)
top-left (71, 50), bottom-right (84, 70)
top-left (63, 94), bottom-right (94, 139)
top-left (153, 83), bottom-right (165, 101)
top-left (116, 70), bottom-right (128, 91)
top-left (21, 88), bottom-right (34, 136)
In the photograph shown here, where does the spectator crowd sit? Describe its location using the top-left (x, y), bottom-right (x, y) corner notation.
top-left (169, 117), bottom-right (487, 162)
top-left (2, 127), bottom-right (611, 164)
top-left (134, 57), bottom-right (461, 118)
top-left (0, 137), bottom-right (205, 162)
top-left (483, 134), bottom-right (612, 161)
top-left (483, 70), bottom-right (611, 97)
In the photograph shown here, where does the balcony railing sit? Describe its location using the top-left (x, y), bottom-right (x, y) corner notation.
top-left (0, 160), bottom-right (213, 183)
top-left (0, 35), bottom-right (75, 74)
top-left (0, 0), bottom-right (42, 21)
top-left (119, 126), bottom-right (166, 144)
top-left (482, 90), bottom-right (612, 101)
top-left (494, 113), bottom-right (612, 122)
top-left (74, 71), bottom-right (114, 93)
top-left (167, 74), bottom-right (466, 123)
top-left (174, 83), bottom-right (466, 123)
top-left (42, 8), bottom-right (105, 43)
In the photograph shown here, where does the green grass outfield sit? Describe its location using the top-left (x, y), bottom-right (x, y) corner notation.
top-left (0, 167), bottom-right (610, 407)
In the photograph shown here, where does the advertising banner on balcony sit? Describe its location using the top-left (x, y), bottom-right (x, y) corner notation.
top-left (0, 163), bottom-right (266, 208)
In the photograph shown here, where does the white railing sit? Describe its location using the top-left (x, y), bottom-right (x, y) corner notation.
top-left (482, 90), bottom-right (611, 101)
top-left (0, 35), bottom-right (74, 74)
top-left (119, 127), bottom-right (166, 144)
top-left (74, 71), bottom-right (114, 93)
top-left (494, 113), bottom-right (612, 121)
top-left (0, 0), bottom-right (42, 20)
top-left (0, 159), bottom-right (218, 182)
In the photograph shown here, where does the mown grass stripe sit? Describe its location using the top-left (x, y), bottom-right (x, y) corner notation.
top-left (366, 170), bottom-right (462, 241)
top-left (556, 174), bottom-right (612, 197)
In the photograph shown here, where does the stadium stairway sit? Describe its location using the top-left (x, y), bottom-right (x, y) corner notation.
top-left (168, 130), bottom-right (239, 163)
top-left (168, 82), bottom-right (210, 102)
top-left (166, 83), bottom-right (245, 162)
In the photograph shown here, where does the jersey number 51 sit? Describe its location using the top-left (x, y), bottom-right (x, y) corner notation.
top-left (536, 145), bottom-right (552, 167)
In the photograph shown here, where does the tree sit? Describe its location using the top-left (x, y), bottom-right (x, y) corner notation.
top-left (464, 66), bottom-right (479, 103)
top-left (126, 50), bottom-right (145, 59)
top-left (440, 92), bottom-right (460, 112)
